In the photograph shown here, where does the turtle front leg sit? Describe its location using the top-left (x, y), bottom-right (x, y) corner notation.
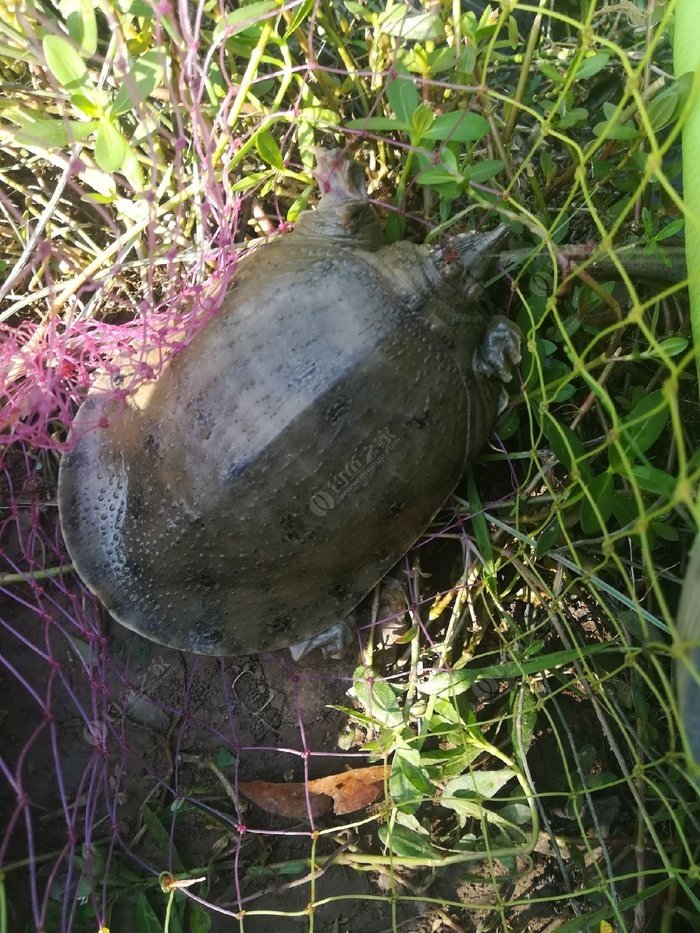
top-left (473, 316), bottom-right (522, 383)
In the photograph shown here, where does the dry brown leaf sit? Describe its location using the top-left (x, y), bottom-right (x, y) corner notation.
top-left (238, 780), bottom-right (331, 820)
top-left (309, 765), bottom-right (387, 815)
top-left (239, 764), bottom-right (387, 820)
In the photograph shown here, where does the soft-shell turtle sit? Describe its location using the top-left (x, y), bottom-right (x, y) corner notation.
top-left (58, 149), bottom-right (520, 656)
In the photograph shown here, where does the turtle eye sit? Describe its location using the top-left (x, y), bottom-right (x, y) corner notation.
top-left (465, 279), bottom-right (485, 303)
top-left (442, 260), bottom-right (463, 282)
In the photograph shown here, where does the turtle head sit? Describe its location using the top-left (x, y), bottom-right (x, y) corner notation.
top-left (432, 224), bottom-right (510, 303)
top-left (293, 148), bottom-right (383, 251)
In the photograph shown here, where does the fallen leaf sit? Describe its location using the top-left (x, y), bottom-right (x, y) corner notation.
top-left (239, 764), bottom-right (387, 820)
top-left (238, 780), bottom-right (331, 820)
top-left (310, 765), bottom-right (387, 815)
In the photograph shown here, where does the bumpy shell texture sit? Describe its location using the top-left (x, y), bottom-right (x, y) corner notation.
top-left (58, 150), bottom-right (517, 655)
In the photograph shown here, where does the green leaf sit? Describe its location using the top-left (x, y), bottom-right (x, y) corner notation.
top-left (385, 211), bottom-right (405, 244)
top-left (650, 336), bottom-right (688, 357)
top-left (387, 71), bottom-right (420, 124)
top-left (352, 666), bottom-right (404, 728)
top-left (443, 769), bottom-right (517, 802)
top-left (469, 158), bottom-right (505, 183)
top-left (135, 893), bottom-right (164, 933)
top-left (535, 520), bottom-right (560, 556)
top-left (215, 747), bottom-right (237, 768)
top-left (630, 464), bottom-right (676, 498)
top-left (59, 0), bottom-right (98, 55)
top-left (416, 643), bottom-right (616, 696)
top-left (416, 167), bottom-right (459, 186)
top-left (231, 170), bottom-right (273, 193)
top-left (112, 50), bottom-right (164, 116)
top-left (3, 109), bottom-right (96, 149)
top-left (390, 747), bottom-right (434, 813)
top-left (379, 823), bottom-right (442, 859)
top-left (593, 118), bottom-right (638, 141)
top-left (378, 5), bottom-right (445, 42)
top-left (653, 218), bottom-right (685, 242)
top-left (213, 1), bottom-right (278, 39)
top-left (544, 419), bottom-right (592, 482)
top-left (94, 119), bottom-right (128, 172)
top-left (580, 470), bottom-right (615, 535)
top-left (574, 52), bottom-right (610, 81)
top-left (283, 0), bottom-right (315, 38)
top-left (616, 389), bottom-right (669, 461)
top-left (42, 34), bottom-right (91, 91)
top-left (510, 686), bottom-right (537, 758)
top-left (346, 116), bottom-right (412, 134)
top-left (255, 128), bottom-right (284, 168)
top-left (410, 103), bottom-right (434, 141)
top-left (647, 82), bottom-right (686, 132)
top-left (423, 110), bottom-right (490, 143)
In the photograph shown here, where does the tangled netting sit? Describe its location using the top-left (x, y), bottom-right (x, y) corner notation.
top-left (2, 1), bottom-right (700, 931)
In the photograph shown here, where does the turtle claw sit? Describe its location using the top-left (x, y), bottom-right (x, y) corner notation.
top-left (288, 617), bottom-right (356, 662)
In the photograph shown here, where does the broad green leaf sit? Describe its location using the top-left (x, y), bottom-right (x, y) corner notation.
top-left (422, 745), bottom-right (482, 778)
top-left (378, 5), bottom-right (445, 42)
top-left (535, 520), bottom-right (560, 556)
top-left (558, 107), bottom-right (588, 129)
top-left (135, 893), bottom-right (164, 933)
top-left (385, 211), bottom-right (405, 244)
top-left (255, 128), bottom-right (284, 168)
top-left (387, 71), bottom-right (420, 123)
top-left (2, 109), bottom-right (96, 149)
top-left (593, 118), bottom-right (638, 141)
top-left (42, 34), bottom-right (91, 91)
top-left (416, 643), bottom-right (616, 696)
top-left (142, 803), bottom-right (184, 871)
top-left (231, 170), bottom-right (274, 193)
top-left (346, 117), bottom-right (412, 133)
top-left (128, 0), bottom-right (157, 15)
top-left (59, 0), bottom-right (97, 55)
top-left (112, 50), bottom-right (164, 116)
top-left (189, 903), bottom-right (213, 932)
top-left (416, 167), bottom-right (460, 186)
top-left (544, 419), bottom-right (593, 482)
top-left (649, 336), bottom-right (688, 357)
top-left (629, 464), bottom-right (676, 498)
top-left (653, 218), bottom-right (685, 242)
top-left (423, 110), bottom-right (490, 143)
top-left (390, 747), bottom-right (434, 813)
top-left (650, 520), bottom-right (679, 541)
top-left (647, 77), bottom-right (692, 132)
top-left (352, 666), bottom-right (404, 728)
top-left (574, 52), bottom-right (610, 81)
top-left (215, 747), bottom-right (237, 768)
top-left (579, 470), bottom-right (615, 535)
top-left (469, 158), bottom-right (504, 183)
top-left (411, 103), bottom-right (434, 140)
top-left (443, 768), bottom-right (517, 801)
top-left (616, 389), bottom-right (669, 462)
top-left (94, 119), bottom-right (128, 172)
top-left (379, 823), bottom-right (442, 859)
top-left (213, 1), bottom-right (279, 40)
top-left (120, 145), bottom-right (145, 192)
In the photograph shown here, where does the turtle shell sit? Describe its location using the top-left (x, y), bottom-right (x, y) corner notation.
top-left (58, 155), bottom-right (511, 655)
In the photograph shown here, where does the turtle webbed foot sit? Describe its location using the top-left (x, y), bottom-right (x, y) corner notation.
top-left (473, 316), bottom-right (522, 383)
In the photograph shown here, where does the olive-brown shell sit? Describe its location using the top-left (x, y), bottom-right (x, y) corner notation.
top-left (58, 151), bottom-right (517, 655)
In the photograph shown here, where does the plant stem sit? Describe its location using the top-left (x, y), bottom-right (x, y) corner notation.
top-left (674, 0), bottom-right (700, 391)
